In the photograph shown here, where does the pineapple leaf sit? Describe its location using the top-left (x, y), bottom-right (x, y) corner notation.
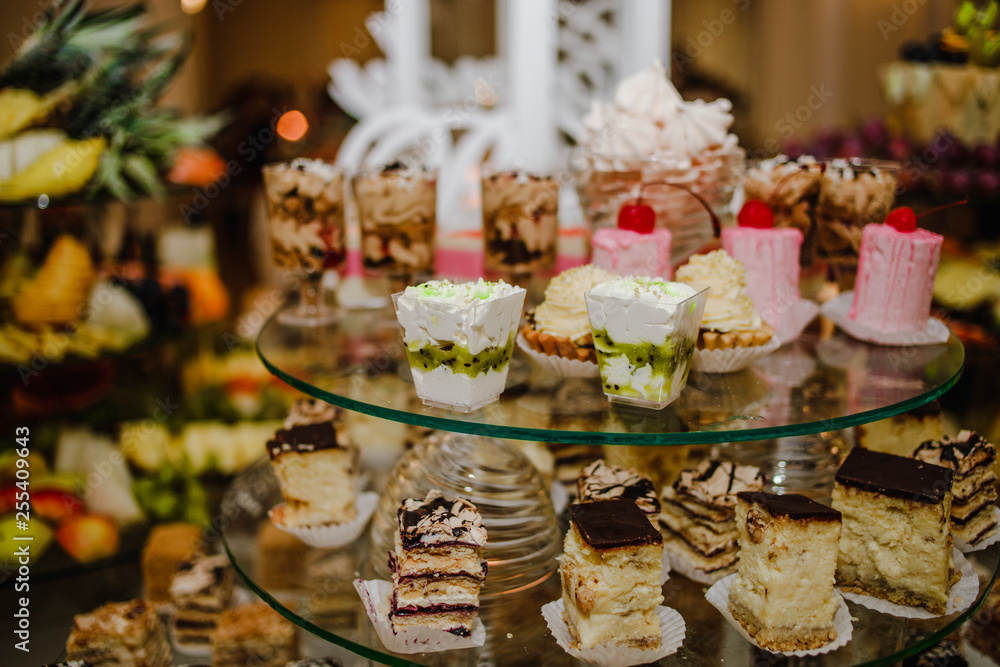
top-left (123, 153), bottom-right (164, 198)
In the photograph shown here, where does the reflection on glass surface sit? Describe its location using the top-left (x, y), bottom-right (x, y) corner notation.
top-left (256, 311), bottom-right (964, 445)
top-left (222, 460), bottom-right (1000, 667)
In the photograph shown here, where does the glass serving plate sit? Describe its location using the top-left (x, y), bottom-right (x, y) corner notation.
top-left (255, 310), bottom-right (964, 446)
top-left (221, 460), bottom-right (1000, 667)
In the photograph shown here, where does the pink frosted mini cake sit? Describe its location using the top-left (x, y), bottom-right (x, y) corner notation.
top-left (848, 218), bottom-right (943, 335)
top-left (721, 224), bottom-right (802, 329)
top-left (591, 227), bottom-right (673, 278)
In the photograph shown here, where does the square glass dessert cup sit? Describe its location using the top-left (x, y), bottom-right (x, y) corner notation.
top-left (585, 284), bottom-right (708, 409)
top-left (571, 146), bottom-right (745, 265)
top-left (392, 287), bottom-right (526, 412)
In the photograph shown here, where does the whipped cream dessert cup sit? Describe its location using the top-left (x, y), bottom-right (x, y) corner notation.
top-left (481, 167), bottom-right (559, 276)
top-left (393, 280), bottom-right (526, 412)
top-left (572, 60), bottom-right (745, 264)
top-left (262, 159), bottom-right (346, 325)
top-left (585, 278), bottom-right (708, 409)
top-left (354, 164), bottom-right (437, 279)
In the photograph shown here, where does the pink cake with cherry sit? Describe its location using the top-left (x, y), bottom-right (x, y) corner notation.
top-left (721, 225), bottom-right (801, 327)
top-left (848, 217), bottom-right (943, 334)
top-left (591, 227), bottom-right (673, 278)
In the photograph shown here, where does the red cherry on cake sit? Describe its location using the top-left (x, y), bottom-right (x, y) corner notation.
top-left (617, 201), bottom-right (655, 233)
top-left (885, 206), bottom-right (918, 232)
top-left (737, 200), bottom-right (775, 228)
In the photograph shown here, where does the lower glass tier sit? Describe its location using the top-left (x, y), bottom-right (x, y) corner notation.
top-left (222, 460), bottom-right (1000, 667)
top-left (255, 311), bottom-right (964, 445)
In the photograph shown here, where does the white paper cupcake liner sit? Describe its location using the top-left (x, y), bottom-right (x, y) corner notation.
top-left (354, 579), bottom-right (486, 654)
top-left (269, 492), bottom-right (378, 548)
top-left (705, 574), bottom-right (853, 656)
top-left (691, 335), bottom-right (781, 374)
top-left (516, 333), bottom-right (600, 378)
top-left (549, 480), bottom-right (569, 516)
top-left (956, 508), bottom-right (1000, 554)
top-left (773, 298), bottom-right (820, 345)
top-left (663, 541), bottom-right (732, 585)
top-left (541, 599), bottom-right (686, 667)
top-left (838, 548), bottom-right (978, 619)
top-left (820, 291), bottom-right (950, 346)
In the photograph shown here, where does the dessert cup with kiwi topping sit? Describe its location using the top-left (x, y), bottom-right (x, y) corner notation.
top-left (393, 279), bottom-right (526, 412)
top-left (585, 277), bottom-right (708, 409)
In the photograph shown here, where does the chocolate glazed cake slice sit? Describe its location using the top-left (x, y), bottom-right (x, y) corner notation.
top-left (389, 490), bottom-right (488, 636)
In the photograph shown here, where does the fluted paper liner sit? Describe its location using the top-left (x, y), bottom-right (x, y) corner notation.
top-left (664, 541), bottom-right (731, 585)
top-left (269, 491), bottom-right (378, 548)
top-left (516, 333), bottom-right (600, 378)
top-left (692, 335), bottom-right (780, 374)
top-left (838, 549), bottom-right (978, 619)
top-left (541, 599), bottom-right (685, 667)
top-left (821, 291), bottom-right (950, 346)
top-left (706, 574), bottom-right (853, 656)
top-left (956, 508), bottom-right (1000, 554)
top-left (354, 579), bottom-right (486, 653)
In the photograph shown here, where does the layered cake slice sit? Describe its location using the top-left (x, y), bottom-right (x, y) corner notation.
top-left (141, 522), bottom-right (204, 610)
top-left (169, 553), bottom-right (235, 652)
top-left (65, 599), bottom-right (171, 667)
top-left (561, 499), bottom-right (664, 649)
top-left (659, 459), bottom-right (765, 580)
top-left (729, 492), bottom-right (842, 651)
top-left (577, 459), bottom-right (661, 520)
top-left (855, 401), bottom-right (943, 458)
top-left (389, 490), bottom-right (488, 636)
top-left (267, 404), bottom-right (359, 527)
top-left (212, 603), bottom-right (298, 666)
top-left (833, 447), bottom-right (957, 614)
top-left (913, 430), bottom-right (999, 547)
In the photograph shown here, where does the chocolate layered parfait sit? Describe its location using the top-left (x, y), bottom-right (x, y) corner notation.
top-left (833, 447), bottom-right (957, 614)
top-left (481, 169), bottom-right (559, 275)
top-left (585, 276), bottom-right (707, 408)
top-left (262, 159), bottom-right (346, 273)
top-left (914, 430), bottom-right (999, 548)
top-left (389, 490), bottom-right (488, 637)
top-left (577, 459), bottom-right (661, 521)
top-left (267, 419), bottom-right (359, 527)
top-left (394, 279), bottom-right (526, 411)
top-left (659, 459), bottom-right (765, 581)
top-left (353, 164), bottom-right (437, 277)
top-left (560, 499), bottom-right (664, 649)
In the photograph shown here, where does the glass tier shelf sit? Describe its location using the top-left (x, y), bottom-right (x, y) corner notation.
top-left (256, 310), bottom-right (964, 445)
top-left (221, 460), bottom-right (1000, 667)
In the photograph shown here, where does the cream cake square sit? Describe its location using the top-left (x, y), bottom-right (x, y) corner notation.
top-left (66, 599), bottom-right (171, 667)
top-left (560, 499), bottom-right (664, 650)
top-left (833, 447), bottom-right (957, 614)
top-left (728, 492), bottom-right (842, 651)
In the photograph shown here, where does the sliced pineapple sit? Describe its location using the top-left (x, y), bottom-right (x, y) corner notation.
top-left (0, 132), bottom-right (105, 201)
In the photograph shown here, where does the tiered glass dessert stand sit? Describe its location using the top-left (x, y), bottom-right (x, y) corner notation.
top-left (220, 309), bottom-right (997, 666)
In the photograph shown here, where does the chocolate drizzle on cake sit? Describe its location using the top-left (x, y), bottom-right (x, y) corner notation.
top-left (738, 491), bottom-right (842, 521)
top-left (577, 459), bottom-right (660, 515)
top-left (673, 459), bottom-right (766, 510)
top-left (398, 490), bottom-right (487, 549)
top-left (266, 422), bottom-right (342, 459)
top-left (569, 499), bottom-right (662, 550)
top-left (836, 447), bottom-right (952, 504)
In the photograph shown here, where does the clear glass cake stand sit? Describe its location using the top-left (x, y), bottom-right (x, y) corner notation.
top-left (222, 310), bottom-right (996, 666)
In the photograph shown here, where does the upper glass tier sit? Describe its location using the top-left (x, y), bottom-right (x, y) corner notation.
top-left (256, 309), bottom-right (964, 445)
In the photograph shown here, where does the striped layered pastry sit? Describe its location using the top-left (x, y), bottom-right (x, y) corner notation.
top-left (577, 459), bottom-right (661, 521)
top-left (169, 553), bottom-right (234, 652)
top-left (658, 459), bottom-right (765, 581)
top-left (913, 430), bottom-right (998, 547)
top-left (389, 490), bottom-right (488, 636)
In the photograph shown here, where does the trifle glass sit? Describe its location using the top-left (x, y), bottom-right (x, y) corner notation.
top-left (393, 279), bottom-right (526, 412)
top-left (353, 164), bottom-right (437, 289)
top-left (262, 159), bottom-right (346, 326)
top-left (480, 166), bottom-right (560, 280)
top-left (585, 277), bottom-right (708, 409)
